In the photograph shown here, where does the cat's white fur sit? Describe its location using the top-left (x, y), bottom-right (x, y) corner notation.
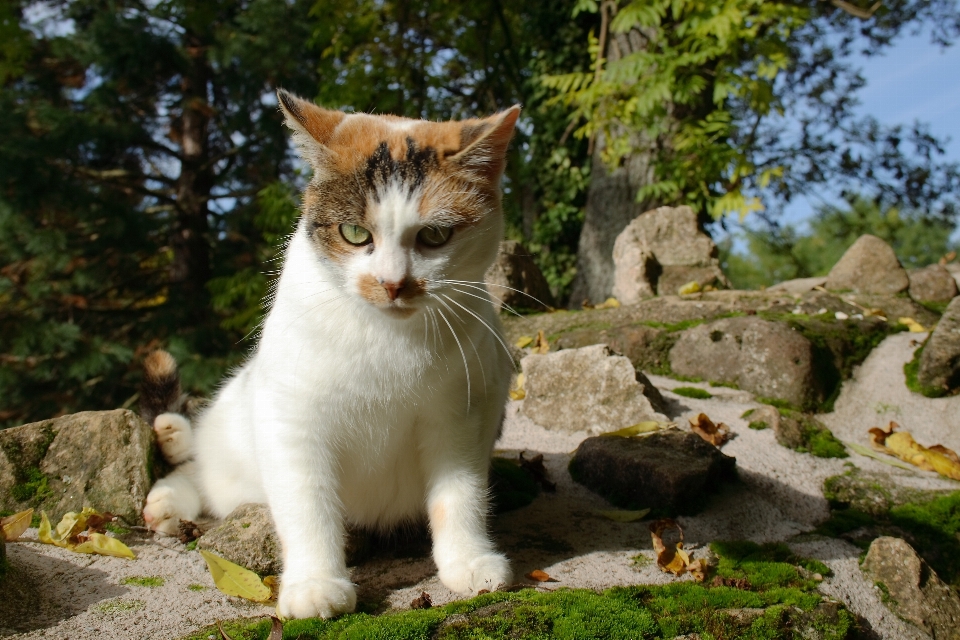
top-left (142, 99), bottom-right (516, 619)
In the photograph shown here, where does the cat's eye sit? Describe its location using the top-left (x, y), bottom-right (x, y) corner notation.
top-left (417, 226), bottom-right (452, 247)
top-left (340, 223), bottom-right (372, 246)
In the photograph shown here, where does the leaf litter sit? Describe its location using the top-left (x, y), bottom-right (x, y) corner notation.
top-left (868, 421), bottom-right (960, 480)
top-left (525, 569), bottom-right (558, 582)
top-left (1, 508), bottom-right (33, 542)
top-left (37, 507), bottom-right (135, 559)
top-left (649, 518), bottom-right (706, 582)
top-left (689, 413), bottom-right (732, 447)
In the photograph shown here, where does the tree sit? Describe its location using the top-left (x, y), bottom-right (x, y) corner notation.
top-left (543, 0), bottom-right (960, 305)
top-left (0, 0), bottom-right (321, 427)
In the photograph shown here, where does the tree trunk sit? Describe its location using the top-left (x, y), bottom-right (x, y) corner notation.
top-left (169, 35), bottom-right (213, 320)
top-left (568, 28), bottom-right (659, 308)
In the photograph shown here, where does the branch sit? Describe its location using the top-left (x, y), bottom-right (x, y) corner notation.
top-left (827, 0), bottom-right (882, 20)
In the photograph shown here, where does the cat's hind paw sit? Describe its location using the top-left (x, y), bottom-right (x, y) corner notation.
top-left (277, 577), bottom-right (356, 620)
top-left (439, 552), bottom-right (512, 594)
top-left (154, 412), bottom-right (193, 465)
top-left (142, 485), bottom-right (181, 535)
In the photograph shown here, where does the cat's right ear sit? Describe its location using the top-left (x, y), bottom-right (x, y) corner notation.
top-left (277, 89), bottom-right (345, 165)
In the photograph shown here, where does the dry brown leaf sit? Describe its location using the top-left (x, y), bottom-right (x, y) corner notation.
top-left (940, 250), bottom-right (956, 265)
top-left (689, 413), bottom-right (731, 447)
top-left (37, 508), bottom-right (135, 559)
top-left (525, 569), bottom-right (557, 582)
top-left (711, 576), bottom-right (751, 589)
top-left (410, 591), bottom-right (433, 609)
top-left (519, 451), bottom-right (556, 492)
top-left (267, 616), bottom-right (283, 640)
top-left (1, 508), bottom-right (33, 542)
top-left (649, 518), bottom-right (705, 581)
top-left (178, 519), bottom-right (203, 544)
top-left (263, 575), bottom-right (281, 602)
top-left (534, 330), bottom-right (549, 354)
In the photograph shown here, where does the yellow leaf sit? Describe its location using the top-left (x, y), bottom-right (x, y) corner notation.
top-left (678, 281), bottom-right (701, 295)
top-left (515, 335), bottom-right (533, 349)
top-left (508, 389), bottom-right (526, 400)
top-left (72, 532), bottom-right (136, 559)
top-left (898, 317), bottom-right (927, 332)
top-left (1, 508), bottom-right (33, 542)
top-left (844, 441), bottom-right (915, 471)
top-left (38, 511), bottom-right (53, 545)
top-left (867, 423), bottom-right (960, 481)
top-left (594, 509), bottom-right (651, 522)
top-left (535, 329), bottom-right (549, 354)
top-left (649, 518), bottom-right (701, 579)
top-left (593, 297), bottom-right (621, 309)
top-left (200, 550), bottom-right (272, 602)
top-left (601, 421), bottom-right (665, 438)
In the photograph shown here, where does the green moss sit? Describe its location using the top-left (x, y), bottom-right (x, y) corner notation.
top-left (748, 421), bottom-right (769, 431)
top-left (741, 408), bottom-right (756, 419)
top-left (121, 575), bottom-right (165, 588)
top-left (631, 553), bottom-right (652, 567)
top-left (489, 457), bottom-right (540, 513)
top-left (672, 387), bottom-right (713, 399)
top-left (179, 544), bottom-right (856, 640)
top-left (755, 397), bottom-right (799, 412)
top-left (804, 428), bottom-right (848, 459)
top-left (708, 380), bottom-right (740, 390)
top-left (105, 523), bottom-right (131, 536)
top-left (815, 508), bottom-right (876, 539)
top-left (917, 299), bottom-right (949, 315)
top-left (903, 344), bottom-right (947, 398)
top-left (10, 467), bottom-right (52, 504)
top-left (187, 583), bottom-right (206, 591)
top-left (95, 598), bottom-right (146, 614)
top-left (185, 540), bottom-right (198, 551)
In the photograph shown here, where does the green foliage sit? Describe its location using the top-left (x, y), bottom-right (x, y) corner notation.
top-left (672, 386), bottom-right (713, 399)
top-left (722, 196), bottom-right (959, 289)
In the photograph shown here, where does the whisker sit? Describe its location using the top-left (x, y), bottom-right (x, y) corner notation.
top-left (433, 301), bottom-right (471, 413)
top-left (435, 294), bottom-right (487, 398)
top-left (440, 293), bottom-right (518, 371)
top-left (445, 278), bottom-right (550, 310)
top-left (443, 282), bottom-right (523, 317)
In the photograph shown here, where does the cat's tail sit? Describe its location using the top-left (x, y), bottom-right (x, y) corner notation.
top-left (140, 350), bottom-right (182, 427)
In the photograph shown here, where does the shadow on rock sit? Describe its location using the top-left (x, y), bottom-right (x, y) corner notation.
top-left (0, 544), bottom-right (127, 635)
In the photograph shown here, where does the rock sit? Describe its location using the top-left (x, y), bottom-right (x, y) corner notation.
top-left (861, 536), bottom-right (960, 638)
top-left (484, 240), bottom-right (555, 312)
top-left (823, 468), bottom-right (952, 516)
top-left (611, 205), bottom-right (729, 304)
top-left (554, 324), bottom-right (672, 373)
top-left (197, 503), bottom-right (282, 576)
top-left (767, 276), bottom-right (828, 295)
top-left (773, 412), bottom-right (846, 458)
top-left (826, 235), bottom-right (909, 294)
top-left (945, 262), bottom-right (960, 290)
top-left (669, 317), bottom-right (819, 407)
top-left (0, 410), bottom-right (156, 525)
top-left (569, 430), bottom-right (737, 513)
top-left (908, 264), bottom-right (958, 303)
top-left (918, 296), bottom-right (960, 393)
top-left (520, 344), bottom-right (667, 434)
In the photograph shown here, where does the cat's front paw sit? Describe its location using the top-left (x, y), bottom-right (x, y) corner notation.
top-left (438, 552), bottom-right (512, 594)
top-left (277, 577), bottom-right (356, 620)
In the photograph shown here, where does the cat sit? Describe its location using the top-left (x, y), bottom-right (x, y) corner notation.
top-left (139, 89), bottom-right (520, 620)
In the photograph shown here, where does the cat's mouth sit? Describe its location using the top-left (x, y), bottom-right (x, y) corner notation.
top-left (379, 302), bottom-right (418, 318)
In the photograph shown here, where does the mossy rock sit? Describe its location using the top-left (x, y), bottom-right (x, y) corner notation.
top-left (904, 343), bottom-right (951, 398)
top-left (179, 541), bottom-right (857, 640)
top-left (773, 410), bottom-right (847, 459)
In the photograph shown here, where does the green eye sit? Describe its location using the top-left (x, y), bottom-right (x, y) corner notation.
top-left (417, 226), bottom-right (452, 247)
top-left (340, 223), bottom-right (372, 245)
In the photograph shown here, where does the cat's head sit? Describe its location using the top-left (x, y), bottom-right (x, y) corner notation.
top-left (278, 90), bottom-right (518, 318)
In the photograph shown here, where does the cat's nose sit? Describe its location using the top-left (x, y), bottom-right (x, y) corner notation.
top-left (379, 278), bottom-right (405, 301)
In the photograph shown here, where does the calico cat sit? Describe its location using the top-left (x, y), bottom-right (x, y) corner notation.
top-left (140, 90), bottom-right (519, 619)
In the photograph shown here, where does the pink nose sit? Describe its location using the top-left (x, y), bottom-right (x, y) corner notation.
top-left (380, 280), bottom-right (405, 301)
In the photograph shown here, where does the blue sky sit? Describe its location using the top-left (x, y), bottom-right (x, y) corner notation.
top-left (738, 28), bottom-right (960, 232)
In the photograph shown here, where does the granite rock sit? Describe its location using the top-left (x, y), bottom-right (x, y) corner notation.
top-left (826, 235), bottom-right (909, 295)
top-left (908, 263), bottom-right (958, 303)
top-left (197, 503), bottom-right (282, 576)
top-left (918, 296), bottom-right (960, 393)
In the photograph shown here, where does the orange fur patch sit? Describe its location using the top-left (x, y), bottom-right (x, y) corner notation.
top-left (356, 274), bottom-right (425, 314)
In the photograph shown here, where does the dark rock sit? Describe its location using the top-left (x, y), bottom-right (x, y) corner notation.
top-left (611, 205), bottom-right (729, 303)
top-left (520, 344), bottom-right (667, 434)
top-left (569, 430), bottom-right (737, 514)
top-left (918, 296), bottom-right (960, 393)
top-left (826, 235), bottom-right (909, 295)
top-left (908, 264), bottom-right (958, 303)
top-left (669, 317), bottom-right (818, 407)
top-left (861, 536), bottom-right (960, 639)
top-left (0, 410), bottom-right (156, 525)
top-left (484, 240), bottom-right (555, 312)
top-left (197, 503), bottom-right (282, 576)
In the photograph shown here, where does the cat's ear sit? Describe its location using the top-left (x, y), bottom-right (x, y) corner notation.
top-left (449, 105), bottom-right (521, 182)
top-left (277, 89), bottom-right (345, 165)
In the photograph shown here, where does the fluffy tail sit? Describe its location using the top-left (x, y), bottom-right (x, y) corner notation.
top-left (141, 350), bottom-right (181, 426)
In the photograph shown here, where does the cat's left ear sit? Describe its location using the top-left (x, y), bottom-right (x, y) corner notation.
top-left (449, 105), bottom-right (521, 182)
top-left (276, 88), bottom-right (345, 165)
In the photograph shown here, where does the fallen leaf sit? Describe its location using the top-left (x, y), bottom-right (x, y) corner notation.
top-left (199, 550), bottom-right (272, 602)
top-left (410, 591), bottom-right (433, 609)
top-left (593, 509), bottom-right (651, 522)
top-left (1, 508), bottom-right (33, 542)
top-left (593, 297), bottom-right (621, 309)
top-left (601, 421), bottom-right (668, 438)
top-left (649, 518), bottom-right (704, 581)
top-left (268, 616), bottom-right (283, 640)
top-left (515, 335), bottom-right (533, 349)
top-left (263, 575), bottom-right (281, 601)
top-left (509, 372), bottom-right (526, 401)
top-left (518, 451), bottom-right (556, 492)
top-left (525, 569), bottom-right (557, 582)
top-left (217, 620), bottom-right (235, 640)
top-left (178, 519), bottom-right (203, 544)
top-left (37, 508), bottom-right (136, 559)
top-left (898, 317), bottom-right (927, 333)
top-left (866, 422), bottom-right (960, 480)
top-left (534, 330), bottom-right (549, 354)
top-left (689, 413), bottom-right (731, 447)
top-left (939, 250), bottom-right (956, 265)
top-left (711, 576), bottom-right (751, 589)
top-left (844, 441), bottom-right (915, 470)
top-left (678, 281), bottom-right (701, 295)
